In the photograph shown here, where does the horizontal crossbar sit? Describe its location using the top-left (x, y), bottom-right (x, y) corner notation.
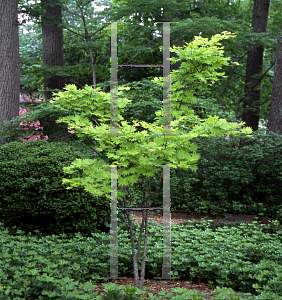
top-left (117, 207), bottom-right (164, 210)
top-left (118, 64), bottom-right (163, 67)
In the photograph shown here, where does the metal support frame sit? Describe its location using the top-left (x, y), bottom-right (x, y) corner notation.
top-left (100, 21), bottom-right (180, 281)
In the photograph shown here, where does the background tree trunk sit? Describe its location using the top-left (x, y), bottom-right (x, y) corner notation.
top-left (40, 0), bottom-right (70, 143)
top-left (242, 0), bottom-right (270, 131)
top-left (0, 0), bottom-right (20, 146)
top-left (267, 25), bottom-right (282, 135)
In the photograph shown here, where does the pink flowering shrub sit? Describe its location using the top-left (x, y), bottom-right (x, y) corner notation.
top-left (19, 107), bottom-right (48, 142)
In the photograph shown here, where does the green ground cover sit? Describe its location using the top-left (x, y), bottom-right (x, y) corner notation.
top-left (0, 207), bottom-right (282, 299)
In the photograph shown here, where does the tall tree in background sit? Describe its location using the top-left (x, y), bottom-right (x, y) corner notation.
top-left (59, 0), bottom-right (113, 89)
top-left (242, 0), bottom-right (270, 131)
top-left (267, 25), bottom-right (282, 135)
top-left (39, 0), bottom-right (69, 142)
top-left (0, 0), bottom-right (20, 146)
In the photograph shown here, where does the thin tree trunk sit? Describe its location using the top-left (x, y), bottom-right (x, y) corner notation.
top-left (81, 13), bottom-right (97, 89)
top-left (40, 0), bottom-right (70, 143)
top-left (242, 0), bottom-right (270, 131)
top-left (0, 0), bottom-right (20, 146)
top-left (267, 25), bottom-right (282, 135)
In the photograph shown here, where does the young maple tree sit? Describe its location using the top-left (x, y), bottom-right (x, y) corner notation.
top-left (50, 31), bottom-right (253, 290)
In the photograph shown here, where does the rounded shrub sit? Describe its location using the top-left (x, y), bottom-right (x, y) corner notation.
top-left (169, 127), bottom-right (282, 217)
top-left (0, 139), bottom-right (128, 238)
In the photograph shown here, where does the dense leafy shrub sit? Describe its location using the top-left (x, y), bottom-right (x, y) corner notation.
top-left (183, 127), bottom-right (282, 213)
top-left (0, 139), bottom-right (128, 238)
top-left (128, 128), bottom-right (282, 219)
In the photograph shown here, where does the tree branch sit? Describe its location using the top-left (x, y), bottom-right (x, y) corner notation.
top-left (217, 43), bottom-right (240, 113)
top-left (233, 62), bottom-right (275, 122)
top-left (124, 36), bottom-right (163, 65)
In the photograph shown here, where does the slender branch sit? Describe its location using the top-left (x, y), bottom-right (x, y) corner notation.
top-left (124, 36), bottom-right (163, 65)
top-left (60, 21), bottom-right (86, 38)
top-left (233, 62), bottom-right (275, 122)
top-left (216, 44), bottom-right (264, 113)
top-left (101, 37), bottom-right (163, 87)
top-left (62, 0), bottom-right (111, 40)
top-left (260, 98), bottom-right (272, 106)
top-left (62, 3), bottom-right (82, 18)
top-left (176, 83), bottom-right (193, 111)
top-left (88, 23), bottom-right (110, 38)
top-left (217, 44), bottom-right (240, 112)
top-left (79, 0), bottom-right (93, 9)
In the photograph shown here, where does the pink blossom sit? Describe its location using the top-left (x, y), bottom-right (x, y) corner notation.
top-left (19, 107), bottom-right (48, 142)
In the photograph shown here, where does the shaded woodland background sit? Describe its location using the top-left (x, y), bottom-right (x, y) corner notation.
top-left (1, 0), bottom-right (282, 145)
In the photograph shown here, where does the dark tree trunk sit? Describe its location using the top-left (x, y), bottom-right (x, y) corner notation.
top-left (242, 0), bottom-right (270, 131)
top-left (267, 26), bottom-right (282, 135)
top-left (40, 0), bottom-right (70, 143)
top-left (0, 0), bottom-right (20, 146)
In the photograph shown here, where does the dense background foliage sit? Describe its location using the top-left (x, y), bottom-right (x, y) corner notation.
top-left (17, 0), bottom-right (282, 131)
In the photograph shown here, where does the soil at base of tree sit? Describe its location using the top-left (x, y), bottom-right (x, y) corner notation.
top-left (125, 207), bottom-right (282, 228)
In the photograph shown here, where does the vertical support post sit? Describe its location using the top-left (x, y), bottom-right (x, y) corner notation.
top-left (110, 22), bottom-right (118, 136)
top-left (153, 164), bottom-right (180, 280)
top-left (163, 22), bottom-right (171, 137)
top-left (102, 165), bottom-right (127, 280)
